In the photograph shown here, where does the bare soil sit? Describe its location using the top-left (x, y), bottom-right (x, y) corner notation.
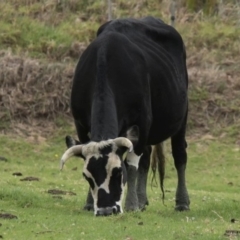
top-left (20, 176), bottom-right (40, 181)
top-left (47, 189), bottom-right (76, 196)
top-left (12, 172), bottom-right (23, 176)
top-left (0, 213), bottom-right (18, 219)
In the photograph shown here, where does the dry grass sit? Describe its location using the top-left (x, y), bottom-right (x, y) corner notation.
top-left (0, 50), bottom-right (73, 122)
top-left (0, 1), bottom-right (239, 141)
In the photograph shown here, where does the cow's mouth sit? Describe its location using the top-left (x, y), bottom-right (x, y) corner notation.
top-left (96, 205), bottom-right (121, 216)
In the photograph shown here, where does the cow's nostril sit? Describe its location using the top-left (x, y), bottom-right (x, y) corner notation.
top-left (96, 207), bottom-right (113, 217)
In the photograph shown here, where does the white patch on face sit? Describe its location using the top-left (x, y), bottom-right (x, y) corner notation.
top-left (116, 191), bottom-right (124, 213)
top-left (126, 151), bottom-right (141, 169)
top-left (93, 170), bottom-right (125, 216)
top-left (81, 139), bottom-right (114, 156)
top-left (81, 141), bottom-right (125, 214)
top-left (82, 167), bottom-right (99, 213)
top-left (98, 151), bottom-right (122, 192)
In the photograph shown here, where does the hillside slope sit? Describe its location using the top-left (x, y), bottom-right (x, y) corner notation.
top-left (0, 0), bottom-right (239, 142)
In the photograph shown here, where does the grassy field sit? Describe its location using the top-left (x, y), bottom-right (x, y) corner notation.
top-left (1, 131), bottom-right (239, 240)
top-left (0, 0), bottom-right (240, 239)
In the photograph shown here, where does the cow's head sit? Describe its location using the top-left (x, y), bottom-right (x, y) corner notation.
top-left (60, 137), bottom-right (133, 216)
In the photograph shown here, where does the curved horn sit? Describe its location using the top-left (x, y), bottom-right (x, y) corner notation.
top-left (60, 145), bottom-right (83, 170)
top-left (113, 137), bottom-right (133, 152)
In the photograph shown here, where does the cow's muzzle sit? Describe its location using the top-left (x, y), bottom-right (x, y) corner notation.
top-left (96, 206), bottom-right (120, 216)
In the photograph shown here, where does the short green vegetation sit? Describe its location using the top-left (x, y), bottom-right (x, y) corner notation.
top-left (0, 134), bottom-right (239, 240)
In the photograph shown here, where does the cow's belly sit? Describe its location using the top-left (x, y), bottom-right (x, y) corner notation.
top-left (147, 118), bottom-right (183, 145)
top-left (147, 100), bottom-right (187, 145)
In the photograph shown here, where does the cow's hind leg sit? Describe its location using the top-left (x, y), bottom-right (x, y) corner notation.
top-left (171, 120), bottom-right (190, 211)
top-left (137, 146), bottom-right (151, 210)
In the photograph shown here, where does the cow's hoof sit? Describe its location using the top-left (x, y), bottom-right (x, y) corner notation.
top-left (140, 206), bottom-right (146, 211)
top-left (175, 205), bottom-right (189, 211)
top-left (83, 204), bottom-right (94, 211)
top-left (138, 200), bottom-right (149, 211)
top-left (125, 205), bottom-right (139, 212)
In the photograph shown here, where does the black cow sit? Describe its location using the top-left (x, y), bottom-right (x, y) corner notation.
top-left (60, 17), bottom-right (190, 216)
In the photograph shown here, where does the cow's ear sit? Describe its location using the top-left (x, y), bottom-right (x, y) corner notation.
top-left (126, 125), bottom-right (139, 145)
top-left (65, 136), bottom-right (80, 148)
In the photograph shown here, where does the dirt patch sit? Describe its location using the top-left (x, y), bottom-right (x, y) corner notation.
top-left (0, 157), bottom-right (7, 162)
top-left (12, 172), bottom-right (23, 176)
top-left (47, 189), bottom-right (76, 196)
top-left (224, 230), bottom-right (240, 237)
top-left (230, 218), bottom-right (238, 223)
top-left (20, 176), bottom-right (39, 181)
top-left (0, 213), bottom-right (17, 219)
top-left (35, 230), bottom-right (53, 235)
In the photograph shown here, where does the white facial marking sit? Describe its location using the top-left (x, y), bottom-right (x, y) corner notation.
top-left (81, 139), bottom-right (126, 214)
top-left (116, 199), bottom-right (123, 213)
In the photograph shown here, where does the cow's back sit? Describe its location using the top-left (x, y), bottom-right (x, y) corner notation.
top-left (71, 29), bottom-right (152, 141)
top-left (97, 17), bottom-right (188, 144)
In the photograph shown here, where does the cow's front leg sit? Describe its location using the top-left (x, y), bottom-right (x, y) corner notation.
top-left (83, 188), bottom-right (94, 211)
top-left (137, 146), bottom-right (151, 210)
top-left (125, 152), bottom-right (141, 211)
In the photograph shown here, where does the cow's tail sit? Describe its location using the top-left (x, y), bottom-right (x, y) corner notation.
top-left (151, 143), bottom-right (165, 203)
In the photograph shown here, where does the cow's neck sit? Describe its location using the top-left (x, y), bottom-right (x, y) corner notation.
top-left (90, 90), bottom-right (118, 142)
top-left (90, 46), bottom-right (119, 142)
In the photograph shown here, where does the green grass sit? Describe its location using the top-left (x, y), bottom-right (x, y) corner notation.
top-left (1, 0), bottom-right (238, 62)
top-left (1, 134), bottom-right (239, 240)
top-left (0, 1), bottom-right (100, 59)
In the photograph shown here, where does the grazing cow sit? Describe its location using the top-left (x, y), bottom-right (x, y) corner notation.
top-left (60, 16), bottom-right (190, 216)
